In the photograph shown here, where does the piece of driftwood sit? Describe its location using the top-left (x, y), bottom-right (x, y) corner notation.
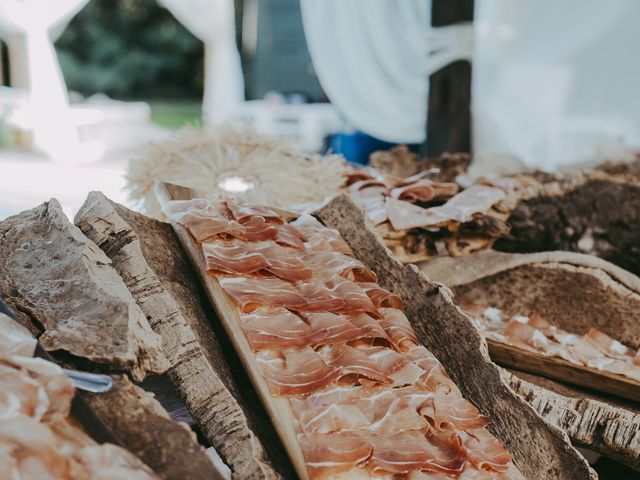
top-left (75, 191), bottom-right (287, 480)
top-left (156, 182), bottom-right (308, 479)
top-left (0, 199), bottom-right (168, 381)
top-left (82, 374), bottom-right (223, 480)
top-left (487, 342), bottom-right (639, 402)
top-left (506, 370), bottom-right (640, 472)
top-left (315, 194), bottom-right (595, 480)
top-left (419, 250), bottom-right (640, 470)
top-left (495, 170), bottom-right (640, 276)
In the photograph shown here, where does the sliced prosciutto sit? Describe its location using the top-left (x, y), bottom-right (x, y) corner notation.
top-left (301, 312), bottom-right (388, 346)
top-left (300, 250), bottom-right (377, 284)
top-left (391, 179), bottom-right (459, 203)
top-left (584, 328), bottom-right (634, 359)
top-left (298, 432), bottom-right (372, 480)
top-left (203, 240), bottom-right (313, 282)
top-left (378, 308), bottom-right (419, 351)
top-left (360, 345), bottom-right (426, 386)
top-left (369, 430), bottom-right (466, 475)
top-left (224, 199), bottom-right (284, 224)
top-left (430, 387), bottom-right (488, 431)
top-left (240, 307), bottom-right (313, 351)
top-left (460, 428), bottom-right (512, 472)
top-left (290, 214), bottom-right (352, 255)
top-left (386, 185), bottom-right (506, 230)
top-left (218, 276), bottom-right (306, 312)
top-left (256, 348), bottom-right (341, 396)
top-left (358, 283), bottom-right (403, 309)
top-left (318, 344), bottom-right (391, 385)
top-left (220, 276), bottom-right (379, 316)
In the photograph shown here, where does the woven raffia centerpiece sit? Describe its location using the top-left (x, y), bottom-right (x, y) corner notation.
top-left (126, 124), bottom-right (348, 218)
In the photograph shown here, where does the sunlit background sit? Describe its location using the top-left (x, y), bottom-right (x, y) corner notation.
top-left (1, 0), bottom-right (640, 219)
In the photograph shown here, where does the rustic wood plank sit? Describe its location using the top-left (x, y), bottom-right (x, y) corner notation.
top-left (314, 194), bottom-right (596, 480)
top-left (155, 183), bottom-right (308, 480)
top-left (75, 191), bottom-right (286, 480)
top-left (488, 341), bottom-right (640, 402)
top-left (82, 374), bottom-right (224, 480)
top-left (506, 371), bottom-right (640, 472)
top-left (0, 198), bottom-right (168, 381)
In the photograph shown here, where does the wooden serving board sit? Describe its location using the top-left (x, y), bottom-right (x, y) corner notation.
top-left (155, 182), bottom-right (309, 480)
top-left (487, 340), bottom-right (640, 402)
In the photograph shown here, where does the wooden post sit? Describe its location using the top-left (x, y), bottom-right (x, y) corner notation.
top-left (426, 0), bottom-right (474, 156)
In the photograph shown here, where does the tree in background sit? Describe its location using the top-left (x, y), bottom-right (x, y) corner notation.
top-left (55, 0), bottom-right (204, 100)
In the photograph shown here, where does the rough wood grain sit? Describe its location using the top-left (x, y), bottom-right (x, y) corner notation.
top-left (487, 341), bottom-right (640, 402)
top-left (0, 198), bottom-right (167, 381)
top-left (425, 252), bottom-right (640, 350)
top-left (315, 194), bottom-right (596, 480)
top-left (419, 250), bottom-right (640, 469)
top-left (82, 374), bottom-right (223, 480)
top-left (495, 171), bottom-right (640, 276)
top-left (75, 191), bottom-right (285, 480)
top-left (506, 371), bottom-right (640, 471)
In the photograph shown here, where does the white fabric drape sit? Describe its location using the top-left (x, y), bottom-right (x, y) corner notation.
top-left (473, 0), bottom-right (640, 172)
top-left (0, 0), bottom-right (89, 161)
top-left (300, 0), bottom-right (473, 144)
top-left (159, 0), bottom-right (244, 122)
top-left (301, 0), bottom-right (429, 144)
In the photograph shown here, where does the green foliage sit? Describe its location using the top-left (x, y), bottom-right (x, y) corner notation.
top-left (55, 0), bottom-right (204, 100)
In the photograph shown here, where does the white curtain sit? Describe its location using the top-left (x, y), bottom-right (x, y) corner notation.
top-left (0, 0), bottom-right (89, 161)
top-left (159, 0), bottom-right (244, 122)
top-left (473, 0), bottom-right (640, 172)
top-left (301, 0), bottom-right (467, 144)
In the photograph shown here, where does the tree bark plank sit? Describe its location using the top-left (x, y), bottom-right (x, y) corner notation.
top-left (82, 374), bottom-right (224, 480)
top-left (315, 194), bottom-right (596, 480)
top-left (75, 191), bottom-right (287, 480)
top-left (0, 198), bottom-right (167, 381)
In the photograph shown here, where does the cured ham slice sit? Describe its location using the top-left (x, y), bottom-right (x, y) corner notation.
top-left (378, 308), bottom-right (419, 351)
top-left (369, 430), bottom-right (466, 475)
top-left (290, 214), bottom-right (352, 255)
top-left (349, 181), bottom-right (390, 226)
top-left (0, 314), bottom-right (37, 357)
top-left (460, 429), bottom-right (512, 472)
top-left (219, 276), bottom-right (379, 316)
top-left (297, 277), bottom-right (379, 317)
top-left (301, 312), bottom-right (387, 346)
top-left (298, 432), bottom-right (372, 480)
top-left (430, 387), bottom-right (488, 431)
top-left (224, 199), bottom-right (284, 225)
top-left (404, 346), bottom-right (442, 375)
top-left (386, 186), bottom-right (506, 231)
top-left (204, 240), bottom-right (313, 282)
top-left (273, 223), bottom-right (306, 250)
top-left (0, 363), bottom-right (49, 420)
top-left (256, 348), bottom-right (342, 396)
top-left (9, 356), bottom-right (75, 417)
top-left (295, 403), bottom-right (370, 434)
top-left (357, 283), bottom-right (403, 309)
top-left (240, 307), bottom-right (313, 351)
top-left (584, 328), bottom-right (634, 359)
top-left (219, 276), bottom-right (307, 312)
top-left (360, 346), bottom-right (426, 386)
top-left (368, 396), bottom-right (429, 435)
top-left (391, 180), bottom-right (459, 204)
top-left (318, 344), bottom-right (391, 385)
top-left (300, 251), bottom-right (377, 284)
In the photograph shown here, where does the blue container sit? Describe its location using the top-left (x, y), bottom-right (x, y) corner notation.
top-left (327, 131), bottom-right (398, 165)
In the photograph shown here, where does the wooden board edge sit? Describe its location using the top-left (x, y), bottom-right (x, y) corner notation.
top-left (156, 181), bottom-right (309, 480)
top-left (487, 340), bottom-right (640, 402)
